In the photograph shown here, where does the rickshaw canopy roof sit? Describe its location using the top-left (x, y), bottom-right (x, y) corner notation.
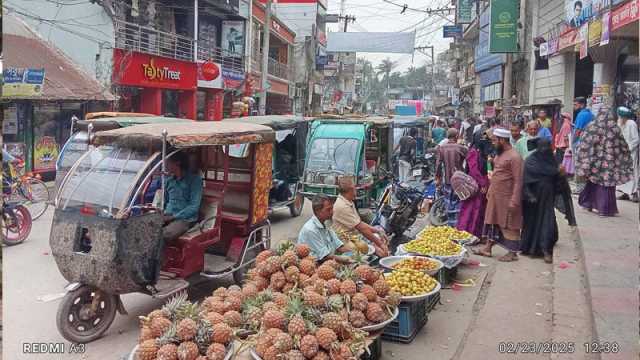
top-left (76, 116), bottom-right (192, 132)
top-left (93, 121), bottom-right (276, 148)
top-left (310, 122), bottom-right (366, 140)
top-left (312, 116), bottom-right (393, 128)
top-left (392, 115), bottom-right (428, 128)
top-left (84, 112), bottom-right (156, 120)
top-left (224, 115), bottom-right (312, 131)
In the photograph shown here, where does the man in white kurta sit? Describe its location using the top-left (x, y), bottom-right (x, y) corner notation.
top-left (616, 107), bottom-right (639, 202)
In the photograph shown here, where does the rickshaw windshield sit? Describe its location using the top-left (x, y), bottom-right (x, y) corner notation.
top-left (306, 138), bottom-right (359, 175)
top-left (58, 145), bottom-right (154, 215)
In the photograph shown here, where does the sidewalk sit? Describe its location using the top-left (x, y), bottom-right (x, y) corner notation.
top-left (570, 198), bottom-right (639, 360)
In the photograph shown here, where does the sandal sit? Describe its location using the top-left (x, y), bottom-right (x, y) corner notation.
top-left (498, 253), bottom-right (518, 262)
top-left (472, 248), bottom-right (492, 258)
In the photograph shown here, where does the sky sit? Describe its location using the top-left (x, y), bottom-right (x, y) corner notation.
top-left (325, 0), bottom-right (454, 73)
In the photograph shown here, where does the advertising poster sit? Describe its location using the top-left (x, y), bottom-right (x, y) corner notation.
top-left (3, 68), bottom-right (45, 97)
top-left (588, 18), bottom-right (602, 47)
top-left (222, 68), bottom-right (245, 89)
top-left (611, 0), bottom-right (640, 31)
top-left (221, 21), bottom-right (245, 55)
top-left (591, 0), bottom-right (611, 17)
top-left (566, 0), bottom-right (593, 28)
top-left (33, 136), bottom-right (59, 172)
top-left (548, 35), bottom-right (560, 55)
top-left (579, 23), bottom-right (589, 59)
top-left (4, 143), bottom-right (26, 161)
top-left (489, 0), bottom-right (519, 53)
top-left (2, 107), bottom-right (18, 135)
top-left (456, 0), bottom-right (475, 24)
top-left (601, 11), bottom-right (611, 45)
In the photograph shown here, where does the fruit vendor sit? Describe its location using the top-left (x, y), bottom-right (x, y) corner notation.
top-left (332, 177), bottom-right (390, 257)
top-left (297, 194), bottom-right (352, 263)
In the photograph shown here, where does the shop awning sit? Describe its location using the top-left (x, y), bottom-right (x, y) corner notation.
top-left (3, 14), bottom-right (114, 101)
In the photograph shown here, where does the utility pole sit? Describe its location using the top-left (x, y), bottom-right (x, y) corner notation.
top-left (259, 0), bottom-right (272, 115)
top-left (415, 45), bottom-right (435, 113)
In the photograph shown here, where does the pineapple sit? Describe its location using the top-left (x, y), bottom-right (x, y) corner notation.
top-left (194, 320), bottom-right (214, 355)
top-left (349, 310), bottom-right (367, 328)
top-left (263, 301), bottom-right (280, 312)
top-left (315, 327), bottom-right (337, 350)
top-left (332, 343), bottom-right (353, 360)
top-left (177, 341), bottom-right (199, 360)
top-left (281, 250), bottom-right (298, 267)
top-left (360, 285), bottom-right (377, 302)
top-left (365, 302), bottom-right (386, 323)
top-left (266, 328), bottom-right (284, 338)
top-left (273, 292), bottom-right (289, 308)
top-left (241, 283), bottom-right (258, 298)
top-left (211, 323), bottom-right (233, 344)
top-left (205, 343), bottom-right (226, 360)
top-left (255, 333), bottom-right (274, 357)
top-left (269, 271), bottom-right (286, 291)
top-left (287, 314), bottom-right (307, 337)
top-left (148, 309), bottom-right (167, 321)
top-left (254, 276), bottom-right (270, 291)
top-left (294, 243), bottom-right (311, 258)
top-left (284, 266), bottom-right (300, 283)
top-left (151, 316), bottom-right (173, 338)
top-left (213, 287), bottom-right (228, 298)
top-left (223, 310), bottom-right (242, 327)
top-left (303, 290), bottom-right (325, 308)
top-left (312, 351), bottom-right (330, 360)
top-left (161, 292), bottom-right (188, 321)
top-left (322, 259), bottom-right (339, 269)
top-left (263, 346), bottom-right (282, 360)
top-left (354, 265), bottom-right (373, 282)
top-left (365, 269), bottom-right (382, 285)
top-left (256, 249), bottom-right (275, 264)
top-left (298, 258), bottom-right (316, 276)
top-left (242, 307), bottom-right (263, 330)
top-left (176, 301), bottom-right (202, 322)
top-left (139, 326), bottom-right (154, 343)
top-left (205, 312), bottom-right (225, 326)
top-left (326, 294), bottom-right (344, 312)
top-left (177, 318), bottom-right (198, 341)
top-left (326, 279), bottom-right (341, 295)
top-left (223, 296), bottom-right (243, 313)
top-left (273, 332), bottom-right (294, 353)
top-left (136, 339), bottom-right (159, 360)
top-left (299, 334), bottom-right (319, 358)
top-left (316, 265), bottom-right (336, 280)
top-left (351, 293), bottom-right (368, 312)
top-left (339, 279), bottom-right (357, 296)
top-left (298, 273), bottom-right (310, 285)
top-left (226, 288), bottom-right (244, 302)
top-left (313, 279), bottom-right (327, 295)
top-left (265, 256), bottom-right (282, 274)
top-left (157, 343), bottom-right (179, 360)
top-left (373, 279), bottom-right (390, 297)
top-left (285, 349), bottom-right (305, 360)
top-left (321, 312), bottom-right (343, 333)
top-left (262, 309), bottom-right (285, 330)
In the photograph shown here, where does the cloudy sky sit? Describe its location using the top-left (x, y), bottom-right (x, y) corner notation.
top-left (325, 0), bottom-right (454, 72)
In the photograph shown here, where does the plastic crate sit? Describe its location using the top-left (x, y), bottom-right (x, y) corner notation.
top-left (425, 291), bottom-right (440, 312)
top-left (381, 298), bottom-right (429, 343)
top-left (436, 266), bottom-right (458, 286)
top-left (360, 336), bottom-right (382, 360)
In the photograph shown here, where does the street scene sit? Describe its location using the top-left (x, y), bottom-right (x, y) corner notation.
top-left (1, 0), bottom-right (639, 360)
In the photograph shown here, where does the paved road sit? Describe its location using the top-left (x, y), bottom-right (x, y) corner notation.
top-left (4, 203), bottom-right (311, 360)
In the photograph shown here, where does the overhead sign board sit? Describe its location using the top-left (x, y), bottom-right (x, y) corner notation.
top-left (443, 25), bottom-right (463, 38)
top-left (456, 0), bottom-right (475, 24)
top-left (3, 68), bottom-right (45, 97)
top-left (489, 0), bottom-right (519, 53)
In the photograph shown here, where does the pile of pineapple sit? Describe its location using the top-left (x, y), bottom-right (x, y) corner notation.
top-left (135, 242), bottom-right (399, 360)
top-left (135, 292), bottom-right (234, 360)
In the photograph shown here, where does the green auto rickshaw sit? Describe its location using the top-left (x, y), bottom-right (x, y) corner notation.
top-left (301, 116), bottom-right (394, 214)
top-left (224, 115), bottom-right (312, 217)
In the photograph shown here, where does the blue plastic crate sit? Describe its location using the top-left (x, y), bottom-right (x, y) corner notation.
top-left (436, 266), bottom-right (458, 286)
top-left (382, 298), bottom-right (429, 342)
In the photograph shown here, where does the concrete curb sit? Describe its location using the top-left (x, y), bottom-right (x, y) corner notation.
top-left (551, 212), bottom-right (599, 359)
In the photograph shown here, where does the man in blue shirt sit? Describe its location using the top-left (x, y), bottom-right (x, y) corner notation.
top-left (297, 194), bottom-right (351, 262)
top-left (573, 97), bottom-right (593, 145)
top-left (163, 153), bottom-right (203, 242)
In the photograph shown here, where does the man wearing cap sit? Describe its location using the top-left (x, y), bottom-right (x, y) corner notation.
top-left (616, 106), bottom-right (639, 202)
top-left (474, 127), bottom-right (523, 262)
top-left (436, 128), bottom-right (468, 227)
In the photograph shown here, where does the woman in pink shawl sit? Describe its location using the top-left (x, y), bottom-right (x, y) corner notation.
top-left (457, 129), bottom-right (491, 238)
top-left (554, 112), bottom-right (573, 164)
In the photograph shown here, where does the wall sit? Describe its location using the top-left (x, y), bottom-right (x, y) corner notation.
top-left (7, 0), bottom-right (115, 87)
top-left (530, 0), bottom-right (575, 112)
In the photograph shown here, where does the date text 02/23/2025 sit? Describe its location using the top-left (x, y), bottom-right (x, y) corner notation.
top-left (23, 342), bottom-right (86, 354)
top-left (498, 342), bottom-right (621, 354)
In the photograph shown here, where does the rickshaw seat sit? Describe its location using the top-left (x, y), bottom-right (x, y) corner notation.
top-left (221, 209), bottom-right (249, 223)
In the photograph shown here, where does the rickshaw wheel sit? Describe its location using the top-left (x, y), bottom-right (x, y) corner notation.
top-left (289, 193), bottom-right (305, 217)
top-left (56, 285), bottom-right (117, 344)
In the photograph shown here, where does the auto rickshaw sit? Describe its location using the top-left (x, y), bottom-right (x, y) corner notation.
top-left (301, 116), bottom-right (394, 215)
top-left (224, 115), bottom-right (311, 217)
top-left (51, 122), bottom-right (274, 343)
top-left (55, 114), bottom-right (191, 193)
top-left (392, 115), bottom-right (428, 157)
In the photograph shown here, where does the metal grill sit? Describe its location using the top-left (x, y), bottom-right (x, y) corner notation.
top-left (251, 53), bottom-right (292, 81)
top-left (197, 44), bottom-right (245, 73)
top-left (114, 19), bottom-right (194, 62)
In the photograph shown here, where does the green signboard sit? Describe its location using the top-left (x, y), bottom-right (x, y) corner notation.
top-left (456, 0), bottom-right (474, 24)
top-left (489, 0), bottom-right (519, 53)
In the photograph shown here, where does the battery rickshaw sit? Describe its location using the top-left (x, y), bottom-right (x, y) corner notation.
top-left (224, 115), bottom-right (311, 217)
top-left (51, 122), bottom-right (275, 343)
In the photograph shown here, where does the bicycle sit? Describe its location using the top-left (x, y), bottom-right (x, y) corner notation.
top-left (3, 160), bottom-right (50, 220)
top-left (1, 196), bottom-right (32, 245)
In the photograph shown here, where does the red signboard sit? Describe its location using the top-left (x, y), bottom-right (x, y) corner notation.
top-left (611, 0), bottom-right (640, 31)
top-left (558, 28), bottom-right (579, 50)
top-left (112, 49), bottom-right (197, 90)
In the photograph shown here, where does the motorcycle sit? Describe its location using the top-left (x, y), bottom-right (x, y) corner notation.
top-left (2, 199), bottom-right (32, 245)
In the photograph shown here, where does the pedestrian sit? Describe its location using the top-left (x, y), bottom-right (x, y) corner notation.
top-left (432, 120), bottom-right (447, 144)
top-left (459, 117), bottom-right (473, 144)
top-left (576, 111), bottom-right (633, 216)
top-left (473, 128), bottom-right (523, 262)
top-left (510, 121), bottom-right (524, 147)
top-left (536, 109), bottom-right (552, 129)
top-left (521, 138), bottom-right (564, 263)
top-left (436, 128), bottom-right (468, 227)
top-left (554, 112), bottom-right (573, 164)
top-left (395, 128), bottom-right (417, 182)
top-left (615, 106), bottom-right (639, 202)
top-left (456, 130), bottom-right (491, 238)
top-left (572, 97), bottom-right (594, 194)
top-left (515, 120), bottom-right (538, 159)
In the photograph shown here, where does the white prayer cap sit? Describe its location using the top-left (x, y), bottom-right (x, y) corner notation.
top-left (493, 127), bottom-right (511, 139)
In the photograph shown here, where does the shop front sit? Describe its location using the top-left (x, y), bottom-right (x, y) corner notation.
top-left (112, 49), bottom-right (198, 119)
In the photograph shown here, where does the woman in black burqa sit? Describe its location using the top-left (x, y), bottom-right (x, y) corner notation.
top-left (521, 138), bottom-right (576, 263)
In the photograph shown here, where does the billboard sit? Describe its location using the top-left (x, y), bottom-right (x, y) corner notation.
top-left (489, 0), bottom-right (519, 53)
top-left (566, 0), bottom-right (593, 28)
top-left (222, 21), bottom-right (245, 55)
top-left (3, 68), bottom-right (45, 97)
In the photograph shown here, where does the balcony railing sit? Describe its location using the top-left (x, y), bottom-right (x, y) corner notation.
top-left (251, 53), bottom-right (292, 81)
top-left (197, 44), bottom-right (245, 73)
top-left (114, 19), bottom-right (194, 62)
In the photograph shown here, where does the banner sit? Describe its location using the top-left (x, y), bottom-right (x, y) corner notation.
top-left (221, 21), bottom-right (245, 55)
top-left (548, 35), bottom-right (560, 55)
top-left (33, 136), bottom-right (59, 172)
top-left (601, 11), bottom-right (611, 45)
top-left (489, 0), bottom-right (519, 53)
top-left (588, 18), bottom-right (602, 47)
top-left (222, 68), bottom-right (245, 90)
top-left (443, 25), bottom-right (463, 38)
top-left (611, 0), bottom-right (640, 31)
top-left (3, 68), bottom-right (45, 97)
top-left (456, 0), bottom-right (475, 24)
top-left (559, 28), bottom-right (579, 50)
top-left (112, 49), bottom-right (197, 90)
top-left (579, 23), bottom-right (589, 59)
top-left (566, 0), bottom-right (593, 28)
top-left (592, 0), bottom-right (611, 16)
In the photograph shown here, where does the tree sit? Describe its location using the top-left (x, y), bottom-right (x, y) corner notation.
top-left (376, 58), bottom-right (396, 91)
